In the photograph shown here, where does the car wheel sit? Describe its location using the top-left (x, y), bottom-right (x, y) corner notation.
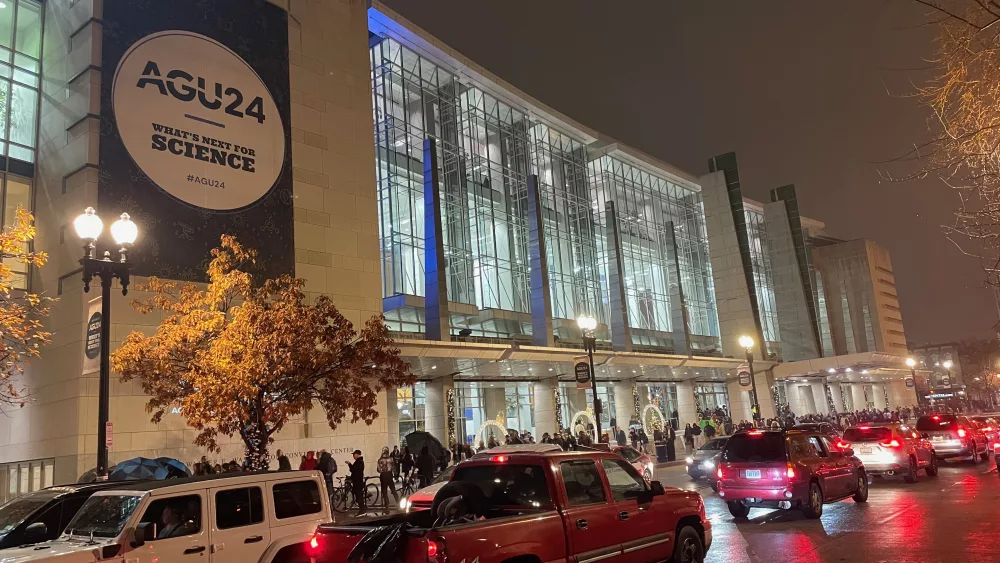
top-left (903, 457), bottom-right (918, 483)
top-left (853, 471), bottom-right (869, 503)
top-left (802, 482), bottom-right (823, 519)
top-left (925, 455), bottom-right (939, 477)
top-left (711, 480), bottom-right (719, 493)
top-left (727, 500), bottom-right (751, 519)
top-left (644, 469), bottom-right (652, 482)
top-left (672, 525), bottom-right (705, 563)
top-left (981, 448), bottom-right (990, 462)
top-left (969, 442), bottom-right (980, 464)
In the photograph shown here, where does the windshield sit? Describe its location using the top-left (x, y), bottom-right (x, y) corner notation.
top-left (916, 415), bottom-right (958, 432)
top-left (844, 427), bottom-right (893, 442)
top-left (701, 439), bottom-right (727, 451)
top-left (64, 495), bottom-right (142, 538)
top-left (0, 497), bottom-right (48, 535)
top-left (431, 465), bottom-right (456, 485)
top-left (723, 433), bottom-right (787, 463)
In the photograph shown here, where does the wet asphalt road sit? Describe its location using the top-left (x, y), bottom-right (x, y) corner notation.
top-left (657, 458), bottom-right (1000, 563)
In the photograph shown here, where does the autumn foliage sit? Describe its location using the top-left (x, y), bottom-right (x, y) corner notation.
top-left (111, 236), bottom-right (413, 468)
top-left (0, 208), bottom-right (51, 408)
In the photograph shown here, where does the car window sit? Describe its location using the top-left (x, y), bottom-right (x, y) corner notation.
top-left (618, 447), bottom-right (640, 462)
top-left (843, 427), bottom-right (892, 442)
top-left (431, 466), bottom-right (456, 485)
top-left (27, 503), bottom-right (62, 541)
top-left (723, 433), bottom-right (787, 463)
top-left (702, 439), bottom-right (725, 451)
top-left (560, 460), bottom-right (607, 506)
top-left (807, 436), bottom-right (828, 458)
top-left (451, 464), bottom-right (552, 508)
top-left (788, 436), bottom-right (815, 460)
top-left (0, 496), bottom-right (48, 535)
top-left (58, 497), bottom-right (87, 533)
top-left (601, 459), bottom-right (647, 501)
top-left (215, 487), bottom-right (264, 530)
top-left (916, 415), bottom-right (958, 431)
top-left (272, 481), bottom-right (322, 519)
top-left (137, 495), bottom-right (202, 540)
top-left (820, 436), bottom-right (840, 454)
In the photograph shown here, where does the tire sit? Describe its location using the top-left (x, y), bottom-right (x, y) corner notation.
top-left (727, 500), bottom-right (751, 519)
top-left (925, 455), bottom-right (939, 477)
top-left (903, 457), bottom-right (918, 483)
top-left (644, 469), bottom-right (652, 482)
top-left (710, 480), bottom-right (719, 493)
top-left (671, 526), bottom-right (705, 563)
top-left (802, 482), bottom-right (823, 519)
top-left (853, 471), bottom-right (869, 503)
top-left (365, 483), bottom-right (379, 507)
top-left (981, 448), bottom-right (990, 462)
top-left (969, 442), bottom-right (980, 465)
top-left (330, 489), bottom-right (347, 513)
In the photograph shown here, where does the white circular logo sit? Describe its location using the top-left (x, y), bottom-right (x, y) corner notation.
top-left (112, 31), bottom-right (286, 210)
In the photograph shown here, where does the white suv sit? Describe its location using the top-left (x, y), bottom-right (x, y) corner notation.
top-left (0, 471), bottom-right (331, 563)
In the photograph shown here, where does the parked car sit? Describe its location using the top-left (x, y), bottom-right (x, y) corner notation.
top-left (0, 483), bottom-right (126, 549)
top-left (916, 414), bottom-right (990, 463)
top-left (612, 444), bottom-right (655, 481)
top-left (312, 449), bottom-right (713, 563)
top-left (686, 437), bottom-right (729, 481)
top-left (717, 429), bottom-right (868, 519)
top-left (0, 471), bottom-right (331, 563)
top-left (842, 424), bottom-right (937, 482)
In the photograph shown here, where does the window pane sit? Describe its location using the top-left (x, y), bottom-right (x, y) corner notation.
top-left (601, 459), bottom-right (646, 501)
top-left (8, 143), bottom-right (29, 162)
top-left (215, 487), bottom-right (264, 529)
top-left (560, 460), bottom-right (606, 506)
top-left (137, 494), bottom-right (202, 540)
top-left (13, 1), bottom-right (40, 58)
top-left (8, 82), bottom-right (36, 149)
top-left (12, 52), bottom-right (35, 73)
top-left (0, 5), bottom-right (12, 50)
top-left (272, 481), bottom-right (322, 519)
top-left (12, 67), bottom-right (35, 88)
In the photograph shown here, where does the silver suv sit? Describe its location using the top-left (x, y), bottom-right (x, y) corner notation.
top-left (842, 423), bottom-right (937, 482)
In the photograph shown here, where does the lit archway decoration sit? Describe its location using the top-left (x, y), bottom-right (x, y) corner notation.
top-left (571, 410), bottom-right (598, 441)
top-left (642, 404), bottom-right (667, 436)
top-left (475, 419), bottom-right (507, 447)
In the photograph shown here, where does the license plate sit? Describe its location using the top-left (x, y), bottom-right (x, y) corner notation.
top-left (932, 436), bottom-right (944, 442)
top-left (860, 446), bottom-right (873, 454)
top-left (744, 469), bottom-right (761, 479)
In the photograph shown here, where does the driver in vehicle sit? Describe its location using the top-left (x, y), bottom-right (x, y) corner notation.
top-left (156, 506), bottom-right (184, 539)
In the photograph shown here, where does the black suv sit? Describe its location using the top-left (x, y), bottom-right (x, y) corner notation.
top-left (0, 483), bottom-right (125, 548)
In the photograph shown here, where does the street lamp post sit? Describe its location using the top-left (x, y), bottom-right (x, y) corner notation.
top-left (577, 315), bottom-right (602, 443)
top-left (74, 208), bottom-right (138, 478)
top-left (906, 357), bottom-right (920, 406)
top-left (738, 335), bottom-right (761, 424)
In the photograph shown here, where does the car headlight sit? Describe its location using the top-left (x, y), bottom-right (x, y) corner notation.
top-left (646, 462), bottom-right (655, 473)
top-left (685, 456), bottom-right (694, 465)
top-left (702, 460), bottom-right (715, 469)
top-left (399, 497), bottom-right (410, 510)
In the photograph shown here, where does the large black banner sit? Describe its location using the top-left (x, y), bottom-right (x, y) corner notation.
top-left (100, 0), bottom-right (293, 280)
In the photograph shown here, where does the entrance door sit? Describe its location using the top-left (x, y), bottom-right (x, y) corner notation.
top-left (209, 485), bottom-right (270, 563)
top-left (132, 492), bottom-right (208, 563)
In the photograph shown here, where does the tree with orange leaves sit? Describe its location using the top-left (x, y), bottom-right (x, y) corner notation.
top-left (0, 208), bottom-right (51, 409)
top-left (111, 236), bottom-right (412, 469)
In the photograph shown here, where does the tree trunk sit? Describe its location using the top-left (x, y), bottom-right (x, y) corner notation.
top-left (242, 398), bottom-right (270, 471)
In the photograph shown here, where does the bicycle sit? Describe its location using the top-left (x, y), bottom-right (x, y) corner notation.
top-left (399, 470), bottom-right (420, 498)
top-left (330, 476), bottom-right (380, 513)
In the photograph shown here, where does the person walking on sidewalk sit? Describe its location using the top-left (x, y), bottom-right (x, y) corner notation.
top-left (684, 423), bottom-right (695, 453)
top-left (377, 447), bottom-right (399, 510)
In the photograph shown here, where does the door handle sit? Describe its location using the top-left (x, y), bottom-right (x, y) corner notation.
top-left (184, 546), bottom-right (206, 555)
top-left (618, 511), bottom-right (629, 521)
top-left (576, 518), bottom-right (588, 530)
top-left (244, 536), bottom-right (263, 544)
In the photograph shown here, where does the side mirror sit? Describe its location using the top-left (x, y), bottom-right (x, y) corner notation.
top-left (649, 480), bottom-right (666, 496)
top-left (921, 432), bottom-right (929, 439)
top-left (24, 522), bottom-right (46, 541)
top-left (131, 522), bottom-right (154, 548)
top-left (842, 448), bottom-right (855, 457)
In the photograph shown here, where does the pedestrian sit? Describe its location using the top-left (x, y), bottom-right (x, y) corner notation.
top-left (665, 423), bottom-right (677, 461)
top-left (193, 462), bottom-right (204, 476)
top-left (691, 421), bottom-right (702, 448)
top-left (212, 463), bottom-right (223, 474)
top-left (299, 451), bottom-right (317, 471)
top-left (704, 422), bottom-right (716, 440)
top-left (617, 426), bottom-right (627, 446)
top-left (378, 447), bottom-right (399, 510)
top-left (400, 446), bottom-right (414, 479)
top-left (391, 445), bottom-right (401, 480)
top-left (684, 423), bottom-right (695, 453)
top-left (638, 428), bottom-right (650, 454)
top-left (416, 446), bottom-right (435, 488)
top-left (347, 450), bottom-right (366, 516)
top-left (200, 456), bottom-right (215, 474)
top-left (317, 450), bottom-right (337, 491)
top-left (276, 449), bottom-right (292, 471)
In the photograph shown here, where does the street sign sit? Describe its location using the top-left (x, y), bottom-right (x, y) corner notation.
top-left (105, 422), bottom-right (113, 447)
top-left (738, 370), bottom-right (752, 387)
top-left (575, 361), bottom-right (591, 389)
top-left (905, 377), bottom-right (915, 388)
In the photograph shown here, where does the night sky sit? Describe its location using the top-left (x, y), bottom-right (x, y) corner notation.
top-left (381, 0), bottom-right (995, 345)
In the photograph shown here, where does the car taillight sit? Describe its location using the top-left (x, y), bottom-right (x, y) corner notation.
top-left (717, 467), bottom-right (723, 479)
top-left (836, 440), bottom-right (851, 450)
top-left (985, 427), bottom-right (994, 432)
top-left (957, 428), bottom-right (967, 438)
top-left (427, 540), bottom-right (441, 560)
top-left (879, 439), bottom-right (901, 448)
top-left (490, 455), bottom-right (507, 463)
top-left (307, 535), bottom-right (320, 552)
top-left (932, 415), bottom-right (940, 421)
top-left (786, 463), bottom-right (796, 480)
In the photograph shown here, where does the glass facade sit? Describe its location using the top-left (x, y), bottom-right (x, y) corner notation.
top-left (396, 383), bottom-right (425, 438)
top-left (0, 0), bottom-right (40, 164)
top-left (369, 33), bottom-right (720, 347)
top-left (744, 207), bottom-right (780, 355)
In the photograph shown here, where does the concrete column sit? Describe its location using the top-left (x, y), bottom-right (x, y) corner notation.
top-left (786, 383), bottom-right (809, 417)
top-left (613, 379), bottom-right (637, 430)
top-left (386, 388), bottom-right (400, 450)
top-left (425, 375), bottom-right (454, 445)
top-left (534, 379), bottom-right (557, 439)
top-left (726, 380), bottom-right (753, 425)
top-left (828, 382), bottom-right (844, 413)
top-left (483, 386), bottom-right (507, 425)
top-left (754, 371), bottom-right (777, 420)
top-left (810, 382), bottom-right (829, 415)
top-left (850, 384), bottom-right (867, 412)
top-left (873, 383), bottom-right (888, 410)
top-left (676, 381), bottom-right (699, 429)
top-left (423, 138), bottom-right (450, 341)
top-left (887, 379), bottom-right (918, 409)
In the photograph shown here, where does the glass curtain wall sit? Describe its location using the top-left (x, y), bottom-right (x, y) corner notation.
top-left (504, 383), bottom-right (535, 435)
top-left (396, 383), bottom-right (426, 438)
top-left (528, 124), bottom-right (601, 323)
top-left (744, 208), bottom-right (780, 355)
top-left (695, 383), bottom-right (729, 413)
top-left (0, 0), bottom-right (40, 164)
top-left (589, 155), bottom-right (719, 349)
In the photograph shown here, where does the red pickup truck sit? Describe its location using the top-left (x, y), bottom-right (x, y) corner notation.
top-left (309, 449), bottom-right (711, 563)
